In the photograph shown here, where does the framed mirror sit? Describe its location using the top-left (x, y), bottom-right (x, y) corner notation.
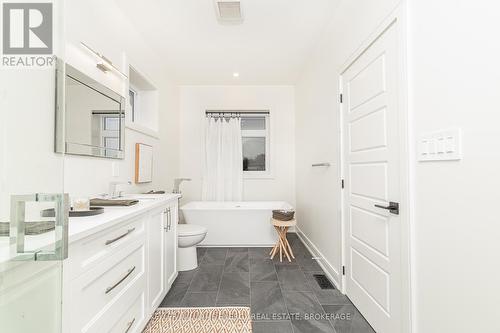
top-left (55, 63), bottom-right (125, 159)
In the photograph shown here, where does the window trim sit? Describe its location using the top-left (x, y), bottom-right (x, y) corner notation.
top-left (129, 86), bottom-right (138, 123)
top-left (241, 113), bottom-right (272, 179)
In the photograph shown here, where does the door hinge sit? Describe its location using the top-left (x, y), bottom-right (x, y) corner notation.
top-left (342, 266), bottom-right (345, 275)
top-left (339, 93), bottom-right (343, 103)
top-left (341, 179), bottom-right (344, 189)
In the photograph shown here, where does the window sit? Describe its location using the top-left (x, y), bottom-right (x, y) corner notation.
top-left (104, 117), bottom-right (120, 131)
top-left (100, 115), bottom-right (121, 157)
top-left (241, 113), bottom-right (270, 176)
top-left (128, 65), bottom-right (159, 133)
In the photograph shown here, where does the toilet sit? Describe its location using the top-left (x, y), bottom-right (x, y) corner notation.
top-left (177, 224), bottom-right (208, 271)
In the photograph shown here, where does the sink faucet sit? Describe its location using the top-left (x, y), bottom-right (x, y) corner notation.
top-left (109, 181), bottom-right (132, 199)
top-left (172, 178), bottom-right (191, 194)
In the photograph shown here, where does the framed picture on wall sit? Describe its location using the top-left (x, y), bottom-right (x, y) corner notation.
top-left (135, 143), bottom-right (153, 183)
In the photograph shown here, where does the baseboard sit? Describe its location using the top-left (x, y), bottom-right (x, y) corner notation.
top-left (295, 226), bottom-right (342, 290)
top-left (200, 244), bottom-right (276, 247)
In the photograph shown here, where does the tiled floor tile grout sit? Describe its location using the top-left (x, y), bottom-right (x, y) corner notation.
top-left (178, 268), bottom-right (197, 305)
top-left (273, 247), bottom-right (295, 332)
top-left (162, 234), bottom-right (374, 333)
top-left (214, 249), bottom-right (228, 306)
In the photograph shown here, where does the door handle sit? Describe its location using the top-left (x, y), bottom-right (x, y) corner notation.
top-left (374, 202), bottom-right (399, 215)
top-left (11, 193), bottom-right (69, 261)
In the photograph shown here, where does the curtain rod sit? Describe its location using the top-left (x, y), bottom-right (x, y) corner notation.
top-left (92, 110), bottom-right (123, 115)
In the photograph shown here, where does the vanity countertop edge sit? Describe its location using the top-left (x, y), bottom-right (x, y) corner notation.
top-left (68, 193), bottom-right (181, 244)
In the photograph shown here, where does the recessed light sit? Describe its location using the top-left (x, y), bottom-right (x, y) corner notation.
top-left (233, 72), bottom-right (240, 78)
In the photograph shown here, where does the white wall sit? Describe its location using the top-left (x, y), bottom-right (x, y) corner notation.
top-left (0, 0), bottom-right (179, 218)
top-left (63, 0), bottom-right (179, 198)
top-left (296, 0), bottom-right (500, 332)
top-left (0, 1), bottom-right (66, 222)
top-left (179, 86), bottom-right (295, 205)
top-left (408, 1), bottom-right (500, 332)
top-left (294, 0), bottom-right (401, 288)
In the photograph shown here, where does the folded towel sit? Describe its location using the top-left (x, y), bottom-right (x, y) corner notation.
top-left (144, 190), bottom-right (166, 194)
top-left (272, 210), bottom-right (295, 221)
top-left (90, 198), bottom-right (139, 207)
top-left (0, 221), bottom-right (55, 237)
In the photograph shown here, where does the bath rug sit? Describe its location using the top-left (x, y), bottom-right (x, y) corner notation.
top-left (142, 307), bottom-right (252, 333)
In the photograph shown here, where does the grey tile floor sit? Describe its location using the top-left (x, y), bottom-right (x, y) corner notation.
top-left (160, 233), bottom-right (375, 333)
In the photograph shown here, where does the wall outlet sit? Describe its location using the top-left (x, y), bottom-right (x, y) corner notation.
top-left (112, 162), bottom-right (120, 177)
top-left (418, 128), bottom-right (462, 161)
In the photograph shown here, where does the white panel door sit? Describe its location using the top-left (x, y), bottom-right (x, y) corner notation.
top-left (342, 22), bottom-right (402, 333)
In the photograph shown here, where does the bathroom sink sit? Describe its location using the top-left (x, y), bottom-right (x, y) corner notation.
top-left (133, 197), bottom-right (157, 201)
top-left (120, 195), bottom-right (160, 202)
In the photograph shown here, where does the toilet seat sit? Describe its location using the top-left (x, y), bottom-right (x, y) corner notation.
top-left (178, 224), bottom-right (207, 237)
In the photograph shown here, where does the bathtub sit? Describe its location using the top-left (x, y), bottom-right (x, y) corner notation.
top-left (180, 201), bottom-right (294, 246)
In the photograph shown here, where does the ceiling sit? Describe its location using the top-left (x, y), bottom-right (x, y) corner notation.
top-left (114, 0), bottom-right (338, 85)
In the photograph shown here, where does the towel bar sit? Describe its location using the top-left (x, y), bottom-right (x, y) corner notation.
top-left (312, 163), bottom-right (331, 167)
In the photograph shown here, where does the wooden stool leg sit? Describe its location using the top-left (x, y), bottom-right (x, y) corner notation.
top-left (279, 228), bottom-right (283, 262)
top-left (283, 229), bottom-right (295, 259)
top-left (270, 243), bottom-right (278, 259)
top-left (278, 227), bottom-right (286, 262)
top-left (286, 239), bottom-right (295, 259)
top-left (270, 236), bottom-right (278, 257)
top-left (270, 226), bottom-right (280, 259)
top-left (280, 227), bottom-right (285, 262)
top-left (281, 227), bottom-right (291, 262)
top-left (281, 227), bottom-right (289, 261)
top-left (282, 227), bottom-right (288, 262)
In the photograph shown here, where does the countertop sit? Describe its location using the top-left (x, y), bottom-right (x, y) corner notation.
top-left (0, 193), bottom-right (181, 264)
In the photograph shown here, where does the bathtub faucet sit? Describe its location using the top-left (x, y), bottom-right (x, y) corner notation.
top-left (173, 178), bottom-right (191, 194)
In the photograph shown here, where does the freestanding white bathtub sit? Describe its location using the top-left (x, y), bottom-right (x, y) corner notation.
top-left (180, 201), bottom-right (294, 246)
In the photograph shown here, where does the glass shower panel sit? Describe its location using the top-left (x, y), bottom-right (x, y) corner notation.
top-left (0, 1), bottom-right (66, 332)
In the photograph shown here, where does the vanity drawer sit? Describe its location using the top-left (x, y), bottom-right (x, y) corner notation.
top-left (68, 216), bottom-right (146, 279)
top-left (109, 291), bottom-right (146, 333)
top-left (82, 288), bottom-right (146, 333)
top-left (71, 239), bottom-right (146, 332)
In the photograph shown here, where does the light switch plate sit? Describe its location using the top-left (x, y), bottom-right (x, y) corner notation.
top-left (418, 128), bottom-right (462, 161)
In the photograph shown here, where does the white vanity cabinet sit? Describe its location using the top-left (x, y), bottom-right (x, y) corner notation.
top-left (147, 207), bottom-right (167, 312)
top-left (63, 195), bottom-right (180, 333)
top-left (164, 200), bottom-right (178, 289)
top-left (146, 199), bottom-right (178, 313)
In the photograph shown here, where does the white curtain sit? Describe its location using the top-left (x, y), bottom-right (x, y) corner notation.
top-left (202, 116), bottom-right (243, 201)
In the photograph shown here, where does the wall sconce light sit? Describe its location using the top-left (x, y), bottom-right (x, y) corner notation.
top-left (80, 42), bottom-right (128, 79)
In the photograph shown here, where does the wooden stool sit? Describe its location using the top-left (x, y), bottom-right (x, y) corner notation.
top-left (269, 218), bottom-right (296, 262)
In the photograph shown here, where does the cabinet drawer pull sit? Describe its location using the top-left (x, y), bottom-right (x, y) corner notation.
top-left (105, 228), bottom-right (135, 245)
top-left (124, 317), bottom-right (136, 333)
top-left (167, 208), bottom-right (171, 231)
top-left (105, 266), bottom-right (136, 294)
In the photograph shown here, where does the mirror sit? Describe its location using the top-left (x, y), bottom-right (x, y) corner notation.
top-left (56, 64), bottom-right (125, 159)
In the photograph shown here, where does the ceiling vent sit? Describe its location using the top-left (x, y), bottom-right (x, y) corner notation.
top-left (214, 0), bottom-right (243, 24)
